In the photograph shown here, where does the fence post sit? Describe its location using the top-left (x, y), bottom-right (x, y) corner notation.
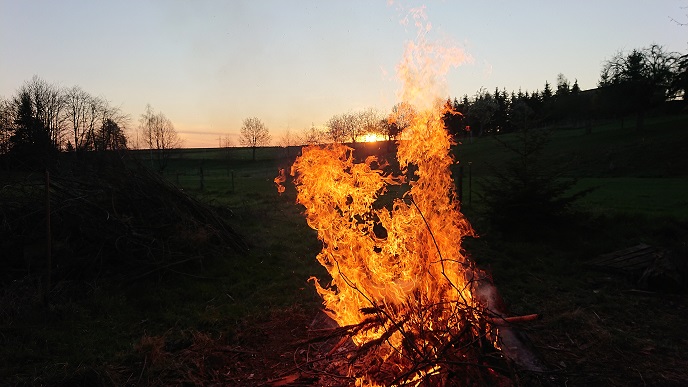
top-left (468, 161), bottom-right (472, 205)
top-left (458, 165), bottom-right (464, 204)
top-left (199, 164), bottom-right (204, 191)
top-left (44, 169), bottom-right (52, 304)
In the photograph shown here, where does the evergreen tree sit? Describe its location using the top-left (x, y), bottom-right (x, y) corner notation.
top-left (442, 98), bottom-right (463, 137)
top-left (571, 79), bottom-right (581, 94)
top-left (542, 81), bottom-right (553, 100)
top-left (493, 88), bottom-right (510, 132)
top-left (555, 73), bottom-right (570, 97)
top-left (9, 90), bottom-right (55, 166)
top-left (478, 126), bottom-right (590, 237)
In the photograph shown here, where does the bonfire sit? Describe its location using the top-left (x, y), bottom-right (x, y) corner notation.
top-left (275, 8), bottom-right (542, 386)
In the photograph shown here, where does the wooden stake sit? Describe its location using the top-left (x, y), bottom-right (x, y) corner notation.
top-left (44, 169), bottom-right (52, 304)
top-left (488, 313), bottom-right (539, 325)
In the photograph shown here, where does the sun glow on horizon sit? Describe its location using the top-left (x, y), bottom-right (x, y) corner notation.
top-left (358, 132), bottom-right (388, 143)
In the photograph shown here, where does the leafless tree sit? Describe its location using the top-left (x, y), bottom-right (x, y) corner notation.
top-left (220, 134), bottom-right (234, 148)
top-left (386, 102), bottom-right (415, 141)
top-left (64, 86), bottom-right (107, 151)
top-left (357, 107), bottom-right (383, 139)
top-left (341, 111), bottom-right (362, 143)
top-left (0, 97), bottom-right (13, 154)
top-left (139, 104), bottom-right (181, 171)
top-left (240, 117), bottom-right (270, 161)
top-left (277, 128), bottom-right (298, 157)
top-left (600, 44), bottom-right (678, 129)
top-left (299, 125), bottom-right (326, 145)
top-left (326, 114), bottom-right (347, 143)
top-left (14, 76), bottom-right (66, 150)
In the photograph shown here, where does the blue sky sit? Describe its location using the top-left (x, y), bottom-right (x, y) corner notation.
top-left (2, 0), bottom-right (686, 147)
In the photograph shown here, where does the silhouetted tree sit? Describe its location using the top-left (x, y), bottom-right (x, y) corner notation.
top-left (10, 89), bottom-right (55, 166)
top-left (671, 53), bottom-right (688, 99)
top-left (342, 111), bottom-right (362, 143)
top-left (7, 76), bottom-right (65, 154)
top-left (542, 81), bottom-right (553, 101)
top-left (555, 73), bottom-right (570, 97)
top-left (599, 44), bottom-right (678, 130)
top-left (386, 102), bottom-right (415, 141)
top-left (326, 114), bottom-right (347, 143)
top-left (442, 98), bottom-right (463, 137)
top-left (139, 104), bottom-right (181, 171)
top-left (0, 97), bottom-right (13, 155)
top-left (468, 89), bottom-right (497, 136)
top-left (64, 86), bottom-right (97, 151)
top-left (299, 124), bottom-right (326, 145)
top-left (240, 116), bottom-right (270, 161)
top-left (96, 118), bottom-right (127, 151)
top-left (492, 88), bottom-right (510, 132)
top-left (509, 98), bottom-right (535, 132)
top-left (358, 108), bottom-right (383, 140)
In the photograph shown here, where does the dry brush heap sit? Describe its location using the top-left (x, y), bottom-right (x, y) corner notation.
top-left (0, 155), bottom-right (246, 291)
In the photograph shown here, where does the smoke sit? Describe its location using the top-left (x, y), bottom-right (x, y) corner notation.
top-left (396, 6), bottom-right (469, 111)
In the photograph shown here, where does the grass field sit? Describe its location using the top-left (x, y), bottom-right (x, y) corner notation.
top-left (1, 113), bottom-right (687, 385)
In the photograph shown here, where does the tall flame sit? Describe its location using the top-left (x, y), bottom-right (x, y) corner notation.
top-left (282, 7), bottom-right (483, 384)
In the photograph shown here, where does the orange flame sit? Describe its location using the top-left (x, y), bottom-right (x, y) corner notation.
top-left (274, 168), bottom-right (287, 194)
top-left (283, 6), bottom-right (482, 384)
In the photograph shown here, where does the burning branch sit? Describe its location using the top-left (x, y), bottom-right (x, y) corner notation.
top-left (278, 7), bottom-right (545, 384)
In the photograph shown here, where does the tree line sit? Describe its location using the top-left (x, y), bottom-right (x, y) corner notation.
top-left (278, 43), bottom-right (687, 148)
top-left (0, 76), bottom-right (184, 169)
top-left (3, 43), bottom-right (686, 167)
top-left (447, 44), bottom-right (687, 137)
top-left (0, 76), bottom-right (130, 166)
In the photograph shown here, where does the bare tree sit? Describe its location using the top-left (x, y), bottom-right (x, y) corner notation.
top-left (64, 86), bottom-right (104, 151)
top-left (357, 107), bottom-right (383, 140)
top-left (299, 124), bottom-right (326, 145)
top-left (240, 117), bottom-right (270, 161)
top-left (386, 102), bottom-right (415, 140)
top-left (139, 104), bottom-right (181, 171)
top-left (0, 97), bottom-right (13, 154)
top-left (278, 128), bottom-right (297, 157)
top-left (326, 114), bottom-right (347, 143)
top-left (342, 111), bottom-right (362, 143)
top-left (599, 44), bottom-right (678, 129)
top-left (220, 134), bottom-right (234, 148)
top-left (12, 76), bottom-right (66, 151)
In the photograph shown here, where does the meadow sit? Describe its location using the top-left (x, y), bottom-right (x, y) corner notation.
top-left (1, 114), bottom-right (687, 386)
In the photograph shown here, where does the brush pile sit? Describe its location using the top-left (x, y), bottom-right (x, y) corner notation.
top-left (0, 155), bottom-right (246, 286)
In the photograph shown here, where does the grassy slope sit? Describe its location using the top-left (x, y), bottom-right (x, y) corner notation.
top-left (455, 114), bottom-right (688, 219)
top-left (455, 114), bottom-right (688, 385)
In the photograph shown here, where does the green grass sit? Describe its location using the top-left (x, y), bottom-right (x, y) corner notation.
top-left (573, 177), bottom-right (688, 219)
top-left (455, 113), bottom-right (688, 178)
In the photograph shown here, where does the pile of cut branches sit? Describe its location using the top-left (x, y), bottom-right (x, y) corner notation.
top-left (0, 156), bottom-right (247, 285)
top-left (288, 302), bottom-right (516, 387)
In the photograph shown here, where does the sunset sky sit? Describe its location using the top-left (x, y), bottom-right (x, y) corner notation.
top-left (2, 0), bottom-right (686, 148)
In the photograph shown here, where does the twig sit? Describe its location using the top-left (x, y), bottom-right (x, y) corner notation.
top-left (326, 335), bottom-right (350, 357)
top-left (487, 313), bottom-right (540, 325)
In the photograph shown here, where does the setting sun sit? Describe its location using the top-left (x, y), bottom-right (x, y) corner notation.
top-left (358, 132), bottom-right (387, 143)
